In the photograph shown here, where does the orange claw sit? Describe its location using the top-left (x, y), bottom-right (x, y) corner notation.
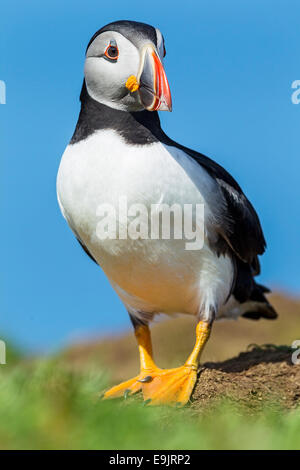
top-left (103, 374), bottom-right (144, 399)
top-left (103, 365), bottom-right (197, 406)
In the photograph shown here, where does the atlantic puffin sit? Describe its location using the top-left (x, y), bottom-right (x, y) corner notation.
top-left (57, 20), bottom-right (277, 405)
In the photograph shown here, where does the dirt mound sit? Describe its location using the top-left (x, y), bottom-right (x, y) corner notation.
top-left (193, 345), bottom-right (300, 410)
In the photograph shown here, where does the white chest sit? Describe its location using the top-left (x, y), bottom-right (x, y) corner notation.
top-left (57, 130), bottom-right (217, 242)
top-left (57, 130), bottom-right (232, 316)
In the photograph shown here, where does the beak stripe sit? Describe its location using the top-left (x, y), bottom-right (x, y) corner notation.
top-left (152, 52), bottom-right (171, 111)
top-left (138, 45), bottom-right (172, 112)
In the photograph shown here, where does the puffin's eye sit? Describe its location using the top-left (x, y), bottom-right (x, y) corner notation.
top-left (104, 44), bottom-right (119, 61)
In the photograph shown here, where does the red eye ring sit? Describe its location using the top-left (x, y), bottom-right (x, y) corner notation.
top-left (104, 44), bottom-right (119, 60)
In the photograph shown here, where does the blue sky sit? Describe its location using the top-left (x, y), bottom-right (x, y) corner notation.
top-left (1, 0), bottom-right (299, 352)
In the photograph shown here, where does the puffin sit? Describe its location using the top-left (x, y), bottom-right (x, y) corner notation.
top-left (57, 20), bottom-right (277, 405)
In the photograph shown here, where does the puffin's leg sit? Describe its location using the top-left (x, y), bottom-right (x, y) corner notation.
top-left (103, 317), bottom-right (212, 406)
top-left (102, 318), bottom-right (158, 399)
top-left (141, 319), bottom-right (212, 406)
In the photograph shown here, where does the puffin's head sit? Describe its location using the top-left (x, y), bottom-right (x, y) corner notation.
top-left (84, 20), bottom-right (172, 112)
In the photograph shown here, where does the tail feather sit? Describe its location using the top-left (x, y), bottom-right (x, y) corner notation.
top-left (218, 282), bottom-right (278, 321)
top-left (241, 282), bottom-right (277, 320)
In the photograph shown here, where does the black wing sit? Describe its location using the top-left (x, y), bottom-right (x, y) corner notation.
top-left (169, 140), bottom-right (270, 309)
top-left (162, 135), bottom-right (266, 270)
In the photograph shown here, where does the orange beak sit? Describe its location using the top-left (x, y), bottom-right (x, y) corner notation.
top-left (137, 45), bottom-right (172, 112)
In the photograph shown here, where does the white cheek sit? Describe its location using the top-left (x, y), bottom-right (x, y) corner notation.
top-left (85, 58), bottom-right (122, 100)
top-left (84, 45), bottom-right (140, 105)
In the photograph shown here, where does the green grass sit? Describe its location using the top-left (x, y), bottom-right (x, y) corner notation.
top-left (0, 357), bottom-right (299, 450)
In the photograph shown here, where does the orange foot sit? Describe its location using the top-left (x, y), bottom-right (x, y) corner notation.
top-left (102, 365), bottom-right (197, 406)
